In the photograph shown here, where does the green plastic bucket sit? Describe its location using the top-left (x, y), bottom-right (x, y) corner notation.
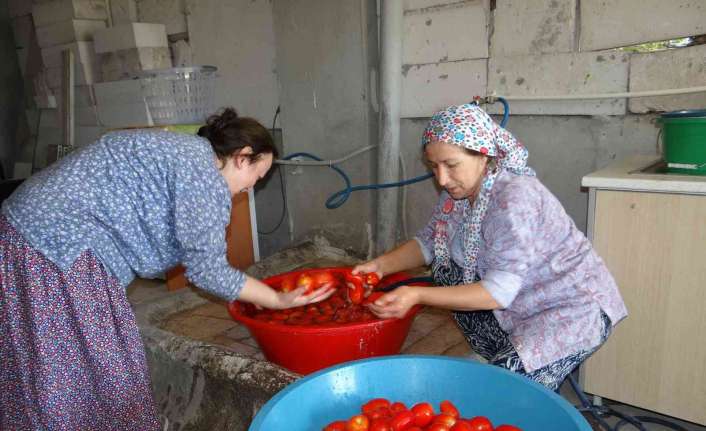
top-left (657, 110), bottom-right (706, 175)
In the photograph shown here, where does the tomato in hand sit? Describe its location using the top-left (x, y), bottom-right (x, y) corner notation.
top-left (280, 275), bottom-right (297, 292)
top-left (439, 400), bottom-right (459, 418)
top-left (466, 416), bottom-right (493, 431)
top-left (323, 420), bottom-right (347, 431)
top-left (296, 273), bottom-right (315, 294)
top-left (346, 414), bottom-right (370, 431)
top-left (494, 425), bottom-right (522, 431)
top-left (364, 272), bottom-right (381, 286)
top-left (363, 291), bottom-right (384, 305)
top-left (410, 402), bottom-right (434, 427)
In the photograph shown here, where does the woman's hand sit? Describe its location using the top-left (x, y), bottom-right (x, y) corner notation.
top-left (352, 259), bottom-right (383, 278)
top-left (273, 285), bottom-right (334, 310)
top-left (366, 285), bottom-right (420, 319)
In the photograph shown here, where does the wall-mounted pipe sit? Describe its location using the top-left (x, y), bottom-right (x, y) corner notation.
top-left (376, 0), bottom-right (403, 255)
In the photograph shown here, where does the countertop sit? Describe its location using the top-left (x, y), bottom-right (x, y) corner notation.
top-left (582, 155), bottom-right (706, 194)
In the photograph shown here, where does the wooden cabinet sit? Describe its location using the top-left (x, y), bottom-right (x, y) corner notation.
top-left (166, 189), bottom-right (259, 291)
top-left (581, 157), bottom-right (706, 425)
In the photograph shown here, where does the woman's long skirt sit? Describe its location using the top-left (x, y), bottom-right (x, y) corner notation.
top-left (0, 216), bottom-right (161, 430)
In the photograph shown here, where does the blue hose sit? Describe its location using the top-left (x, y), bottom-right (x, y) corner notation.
top-left (282, 97), bottom-right (510, 209)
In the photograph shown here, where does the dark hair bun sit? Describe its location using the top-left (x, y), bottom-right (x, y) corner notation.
top-left (198, 107), bottom-right (277, 162)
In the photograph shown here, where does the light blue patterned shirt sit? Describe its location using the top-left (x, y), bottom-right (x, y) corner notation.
top-left (1, 129), bottom-right (246, 300)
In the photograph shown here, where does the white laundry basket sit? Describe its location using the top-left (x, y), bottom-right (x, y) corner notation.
top-left (140, 66), bottom-right (218, 125)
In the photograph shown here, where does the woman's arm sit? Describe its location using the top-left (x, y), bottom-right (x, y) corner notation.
top-left (367, 282), bottom-right (500, 319)
top-left (352, 239), bottom-right (427, 277)
top-left (237, 275), bottom-right (334, 310)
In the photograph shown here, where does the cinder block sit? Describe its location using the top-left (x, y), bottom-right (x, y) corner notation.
top-left (136, 0), bottom-right (187, 35)
top-left (41, 41), bottom-right (96, 68)
top-left (45, 57), bottom-right (101, 87)
top-left (404, 1), bottom-right (487, 64)
top-left (629, 44), bottom-right (706, 113)
top-left (96, 102), bottom-right (151, 127)
top-left (32, 0), bottom-right (108, 27)
top-left (99, 47), bottom-right (172, 81)
top-left (16, 44), bottom-right (45, 77)
top-left (50, 85), bottom-right (97, 108)
top-left (401, 59), bottom-right (487, 118)
top-left (8, 0), bottom-right (32, 18)
top-left (76, 126), bottom-right (107, 147)
top-left (93, 22), bottom-right (168, 53)
top-left (11, 15), bottom-right (34, 49)
top-left (94, 78), bottom-right (144, 105)
top-left (110, 0), bottom-right (138, 24)
top-left (76, 106), bottom-right (101, 126)
top-left (12, 16), bottom-right (44, 77)
top-left (486, 51), bottom-right (628, 116)
top-left (491, 0), bottom-right (576, 56)
top-left (581, 0), bottom-right (706, 51)
top-left (35, 19), bottom-right (106, 48)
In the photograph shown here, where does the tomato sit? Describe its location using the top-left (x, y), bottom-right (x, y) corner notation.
top-left (439, 400), bottom-right (459, 418)
top-left (323, 420), bottom-right (347, 431)
top-left (426, 424), bottom-right (451, 431)
top-left (347, 281), bottom-right (365, 305)
top-left (368, 406), bottom-right (392, 421)
top-left (449, 420), bottom-right (474, 431)
top-left (410, 402), bottom-right (434, 427)
top-left (389, 410), bottom-right (414, 431)
top-left (346, 414), bottom-right (370, 431)
top-left (364, 272), bottom-right (381, 286)
top-left (389, 402), bottom-right (408, 414)
top-left (280, 275), bottom-right (297, 292)
top-left (362, 398), bottom-right (391, 416)
top-left (494, 425), bottom-right (522, 431)
top-left (432, 413), bottom-right (456, 428)
top-left (311, 270), bottom-right (337, 289)
top-left (466, 416), bottom-right (493, 431)
top-left (296, 273), bottom-right (315, 294)
top-left (369, 418), bottom-right (392, 431)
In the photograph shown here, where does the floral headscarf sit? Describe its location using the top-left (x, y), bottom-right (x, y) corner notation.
top-left (422, 103), bottom-right (535, 283)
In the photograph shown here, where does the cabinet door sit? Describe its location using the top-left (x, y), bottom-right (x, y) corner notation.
top-left (583, 190), bottom-right (706, 425)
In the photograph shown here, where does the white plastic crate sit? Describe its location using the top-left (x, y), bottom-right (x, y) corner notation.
top-left (139, 65), bottom-right (217, 125)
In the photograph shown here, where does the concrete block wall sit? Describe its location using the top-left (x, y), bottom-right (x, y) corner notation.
top-left (393, 0), bottom-right (706, 237)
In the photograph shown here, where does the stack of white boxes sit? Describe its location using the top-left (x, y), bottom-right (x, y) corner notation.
top-left (31, 0), bottom-right (109, 160)
top-left (92, 22), bottom-right (172, 128)
top-left (9, 0), bottom-right (189, 172)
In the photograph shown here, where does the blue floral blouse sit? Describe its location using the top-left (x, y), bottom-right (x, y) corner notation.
top-left (1, 129), bottom-right (246, 300)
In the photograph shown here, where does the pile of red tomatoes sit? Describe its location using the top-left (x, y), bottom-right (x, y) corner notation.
top-left (322, 398), bottom-right (523, 431)
top-left (239, 268), bottom-right (384, 326)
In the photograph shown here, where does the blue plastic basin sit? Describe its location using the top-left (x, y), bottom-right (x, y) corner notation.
top-left (249, 355), bottom-right (591, 430)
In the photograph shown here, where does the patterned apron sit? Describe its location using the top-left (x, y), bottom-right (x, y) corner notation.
top-left (430, 218), bottom-right (611, 391)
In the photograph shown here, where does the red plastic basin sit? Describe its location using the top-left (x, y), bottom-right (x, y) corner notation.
top-left (227, 267), bottom-right (428, 375)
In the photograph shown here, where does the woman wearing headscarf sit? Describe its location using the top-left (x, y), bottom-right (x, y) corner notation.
top-left (0, 108), bottom-right (332, 430)
top-left (354, 103), bottom-right (627, 390)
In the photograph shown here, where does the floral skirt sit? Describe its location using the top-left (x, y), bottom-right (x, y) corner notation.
top-left (0, 216), bottom-right (160, 430)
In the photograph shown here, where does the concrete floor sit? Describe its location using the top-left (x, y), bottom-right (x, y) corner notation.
top-left (127, 277), bottom-right (705, 431)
